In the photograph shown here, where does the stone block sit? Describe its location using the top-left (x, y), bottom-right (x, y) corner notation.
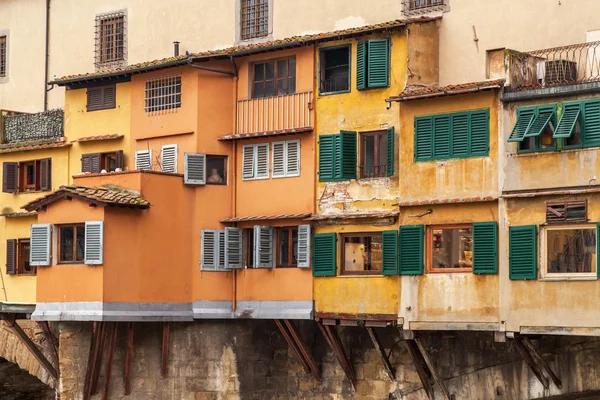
top-left (194, 393), bottom-right (218, 400)
top-left (298, 376), bottom-right (314, 391)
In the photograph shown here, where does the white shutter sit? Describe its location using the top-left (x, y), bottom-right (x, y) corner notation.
top-left (200, 230), bottom-right (218, 271)
top-left (286, 140), bottom-right (300, 177)
top-left (225, 227), bottom-right (242, 269)
top-left (254, 226), bottom-right (273, 268)
top-left (184, 153), bottom-right (206, 185)
top-left (272, 142), bottom-right (286, 178)
top-left (242, 145), bottom-right (255, 180)
top-left (297, 224), bottom-right (311, 268)
top-left (30, 224), bottom-right (51, 267)
top-left (161, 144), bottom-right (178, 173)
top-left (255, 143), bottom-right (269, 179)
top-left (84, 221), bottom-right (104, 265)
top-left (135, 150), bottom-right (152, 171)
top-left (216, 230), bottom-right (226, 271)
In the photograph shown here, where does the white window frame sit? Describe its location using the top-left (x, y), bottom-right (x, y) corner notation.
top-left (541, 224), bottom-right (598, 280)
top-left (135, 149), bottom-right (152, 171)
top-left (272, 140), bottom-right (300, 179)
top-left (160, 144), bottom-right (178, 173)
top-left (242, 143), bottom-right (270, 181)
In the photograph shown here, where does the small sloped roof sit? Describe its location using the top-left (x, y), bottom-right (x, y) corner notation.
top-left (388, 79), bottom-right (506, 102)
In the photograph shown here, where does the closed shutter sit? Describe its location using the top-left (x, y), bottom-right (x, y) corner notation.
top-left (116, 150), bottom-right (124, 170)
top-left (399, 225), bottom-right (424, 275)
top-left (553, 102), bottom-right (581, 138)
top-left (40, 158), bottom-right (51, 191)
top-left (318, 135), bottom-right (335, 181)
top-left (414, 116), bottom-right (433, 161)
top-left (333, 134), bottom-right (342, 179)
top-left (382, 230), bottom-right (399, 276)
top-left (286, 140), bottom-right (300, 177)
top-left (200, 230), bottom-right (218, 271)
top-left (583, 99), bottom-right (600, 146)
top-left (84, 221), bottom-right (104, 265)
top-left (367, 39), bottom-right (390, 88)
top-left (386, 127), bottom-right (394, 176)
top-left (242, 145), bottom-right (255, 180)
top-left (356, 41), bottom-right (367, 90)
top-left (225, 227), bottom-right (242, 269)
top-left (470, 109), bottom-right (490, 156)
top-left (255, 144), bottom-right (269, 179)
top-left (433, 115), bottom-right (451, 159)
top-left (508, 107), bottom-right (535, 142)
top-left (184, 153), bottom-right (206, 185)
top-left (340, 130), bottom-right (357, 180)
top-left (524, 106), bottom-right (555, 137)
top-left (81, 154), bottom-right (92, 173)
top-left (254, 226), bottom-right (274, 268)
top-left (2, 162), bottom-right (18, 193)
top-left (272, 142), bottom-right (286, 178)
top-left (509, 225), bottom-right (537, 280)
top-left (451, 113), bottom-right (469, 157)
top-left (472, 222), bottom-right (497, 274)
top-left (103, 85), bottom-right (116, 109)
top-left (135, 150), bottom-right (152, 171)
top-left (297, 224), bottom-right (311, 268)
top-left (30, 224), bottom-right (51, 267)
top-left (6, 239), bottom-right (16, 275)
top-left (87, 87), bottom-right (103, 111)
top-left (312, 233), bottom-right (336, 277)
top-left (161, 144), bottom-right (178, 173)
top-left (91, 154), bottom-right (101, 173)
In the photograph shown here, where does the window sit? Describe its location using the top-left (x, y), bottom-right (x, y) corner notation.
top-left (428, 225), bottom-right (473, 272)
top-left (277, 227), bottom-right (298, 267)
top-left (241, 0), bottom-right (269, 40)
top-left (252, 58), bottom-right (296, 98)
top-left (161, 144), bottom-right (178, 173)
top-left (207, 155), bottom-right (227, 185)
top-left (360, 131), bottom-right (388, 178)
top-left (244, 228), bottom-right (254, 268)
top-left (82, 151), bottom-right (124, 173)
top-left (546, 200), bottom-right (587, 224)
top-left (556, 100), bottom-right (600, 149)
top-left (58, 224), bottom-right (85, 264)
top-left (145, 75), bottom-right (182, 113)
top-left (318, 131), bottom-right (356, 181)
top-left (507, 105), bottom-right (557, 153)
top-left (415, 109), bottom-right (490, 161)
top-left (407, 0), bottom-right (444, 10)
top-left (319, 46), bottom-right (350, 94)
top-left (183, 154), bottom-right (228, 185)
top-left (95, 11), bottom-right (126, 69)
top-left (544, 225), bottom-right (597, 277)
top-left (357, 39), bottom-right (390, 90)
top-left (5, 239), bottom-right (35, 276)
top-left (272, 140), bottom-right (300, 178)
top-left (242, 143), bottom-right (269, 180)
top-left (0, 35), bottom-right (6, 78)
top-left (135, 150), bottom-right (152, 171)
top-left (87, 85), bottom-right (116, 111)
top-left (2, 159), bottom-right (51, 193)
top-left (341, 233), bottom-right (383, 275)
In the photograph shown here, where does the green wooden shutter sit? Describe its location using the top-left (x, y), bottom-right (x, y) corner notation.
top-left (509, 225), bottom-right (537, 280)
top-left (367, 39), bottom-right (390, 88)
top-left (583, 99), bottom-right (600, 147)
top-left (399, 225), bottom-right (424, 275)
top-left (382, 230), bottom-right (399, 276)
top-left (508, 107), bottom-right (535, 142)
top-left (524, 105), bottom-right (555, 137)
top-left (386, 126), bottom-right (394, 176)
top-left (451, 113), bottom-right (469, 157)
top-left (415, 116), bottom-right (433, 161)
top-left (333, 135), bottom-right (342, 179)
top-left (553, 102), bottom-right (581, 138)
top-left (597, 223), bottom-right (600, 279)
top-left (340, 130), bottom-right (357, 180)
top-left (472, 222), bottom-right (497, 274)
top-left (313, 233), bottom-right (337, 277)
top-left (433, 115), bottom-right (451, 159)
top-left (470, 109), bottom-right (490, 156)
top-left (357, 41), bottom-right (367, 90)
top-left (319, 135), bottom-right (335, 182)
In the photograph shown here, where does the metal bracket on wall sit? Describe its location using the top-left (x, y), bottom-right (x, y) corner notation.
top-left (317, 322), bottom-right (356, 391)
top-left (274, 320), bottom-right (321, 381)
top-left (161, 322), bottom-right (170, 378)
top-left (366, 327), bottom-right (395, 381)
top-left (514, 334), bottom-right (562, 389)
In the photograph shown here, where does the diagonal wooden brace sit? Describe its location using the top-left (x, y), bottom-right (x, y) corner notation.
top-left (161, 322), bottom-right (170, 378)
top-left (366, 327), bottom-right (395, 381)
top-left (403, 338), bottom-right (435, 400)
top-left (521, 336), bottom-right (562, 389)
top-left (414, 338), bottom-right (451, 400)
top-left (275, 320), bottom-right (322, 380)
top-left (318, 323), bottom-right (356, 390)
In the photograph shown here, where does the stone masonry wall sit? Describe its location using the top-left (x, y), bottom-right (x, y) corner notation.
top-left (58, 320), bottom-right (600, 400)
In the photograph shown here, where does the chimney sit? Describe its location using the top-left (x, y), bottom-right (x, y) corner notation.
top-left (173, 41), bottom-right (180, 57)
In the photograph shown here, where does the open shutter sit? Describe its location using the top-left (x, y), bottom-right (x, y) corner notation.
top-left (286, 140), bottom-right (300, 177)
top-left (135, 150), bottom-right (152, 171)
top-left (399, 225), bottom-right (424, 275)
top-left (583, 99), bottom-right (600, 146)
top-left (318, 135), bottom-right (335, 181)
top-left (524, 106), bottom-right (555, 137)
top-left (433, 115), bottom-right (451, 159)
top-left (554, 102), bottom-right (581, 138)
top-left (470, 109), bottom-right (490, 156)
top-left (184, 153), bottom-right (206, 185)
top-left (90, 154), bottom-right (101, 174)
top-left (340, 130), bottom-right (357, 180)
top-left (367, 39), bottom-right (390, 88)
top-left (216, 231), bottom-right (226, 271)
top-left (84, 221), bottom-right (104, 265)
top-left (356, 41), bottom-right (367, 90)
top-left (414, 116), bottom-right (433, 161)
top-left (508, 108), bottom-right (535, 142)
top-left (81, 154), bottom-right (92, 173)
top-left (116, 150), bottom-right (124, 170)
top-left (6, 239), bottom-right (16, 275)
top-left (87, 87), bottom-right (103, 111)
top-left (242, 145), bottom-right (255, 180)
top-left (39, 158), bottom-right (52, 191)
top-left (225, 227), bottom-right (242, 269)
top-left (30, 224), bottom-right (51, 267)
top-left (451, 113), bottom-right (469, 157)
top-left (3, 162), bottom-right (18, 193)
top-left (297, 224), bottom-right (311, 268)
top-left (200, 230), bottom-right (218, 271)
top-left (597, 223), bottom-right (600, 279)
top-left (312, 233), bottom-right (336, 277)
top-left (382, 230), bottom-right (399, 276)
top-left (256, 144), bottom-right (269, 179)
top-left (386, 127), bottom-right (394, 176)
top-left (161, 144), bottom-right (178, 173)
top-left (272, 142), bottom-right (286, 178)
top-left (509, 225), bottom-right (537, 280)
top-left (472, 222), bottom-right (497, 274)
top-left (254, 226), bottom-right (274, 268)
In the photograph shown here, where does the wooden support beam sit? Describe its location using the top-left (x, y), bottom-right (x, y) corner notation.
top-left (284, 320), bottom-right (322, 381)
top-left (37, 321), bottom-right (59, 373)
top-left (91, 322), bottom-right (108, 396)
top-left (414, 338), bottom-right (451, 400)
top-left (275, 320), bottom-right (311, 374)
top-left (514, 336), bottom-right (549, 389)
top-left (317, 323), bottom-right (356, 390)
top-left (404, 339), bottom-right (434, 400)
top-left (102, 323), bottom-right (118, 400)
top-left (366, 327), bottom-right (395, 381)
top-left (124, 322), bottom-right (134, 395)
top-left (521, 336), bottom-right (562, 389)
top-left (161, 322), bottom-right (169, 378)
top-left (83, 322), bottom-right (99, 400)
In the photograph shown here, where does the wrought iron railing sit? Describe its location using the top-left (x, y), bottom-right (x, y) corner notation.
top-left (320, 75), bottom-right (349, 94)
top-left (507, 41), bottom-right (600, 91)
top-left (359, 165), bottom-right (387, 179)
top-left (2, 109), bottom-right (64, 144)
top-left (401, 0), bottom-right (447, 16)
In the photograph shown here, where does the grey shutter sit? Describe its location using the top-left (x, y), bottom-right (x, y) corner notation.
top-left (200, 229), bottom-right (218, 271)
top-left (297, 224), bottom-right (311, 268)
top-left (103, 85), bottom-right (116, 109)
top-left (161, 144), bottom-right (178, 173)
top-left (82, 154), bottom-right (92, 173)
top-left (84, 221), bottom-right (104, 265)
top-left (87, 87), bottom-right (103, 111)
top-left (3, 162), bottom-right (18, 193)
top-left (135, 150), bottom-right (152, 171)
top-left (242, 145), bottom-right (255, 180)
top-left (216, 230), bottom-right (226, 271)
top-left (6, 239), bottom-right (16, 275)
top-left (286, 140), bottom-right (300, 177)
top-left (184, 153), bottom-right (206, 185)
top-left (256, 144), bottom-right (269, 179)
top-left (254, 226), bottom-right (274, 268)
top-left (30, 224), bottom-right (51, 267)
top-left (225, 227), bottom-right (243, 269)
top-left (40, 158), bottom-right (51, 191)
top-left (272, 142), bottom-right (286, 178)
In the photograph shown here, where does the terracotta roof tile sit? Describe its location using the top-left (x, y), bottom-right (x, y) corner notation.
top-left (218, 127), bottom-right (313, 141)
top-left (71, 134), bottom-right (124, 143)
top-left (306, 212), bottom-right (399, 221)
top-left (388, 79), bottom-right (506, 102)
top-left (221, 213), bottom-right (312, 223)
top-left (0, 138), bottom-right (71, 154)
top-left (398, 196), bottom-right (497, 206)
top-left (0, 211), bottom-right (38, 218)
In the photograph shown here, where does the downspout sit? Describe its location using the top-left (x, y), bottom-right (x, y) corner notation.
top-left (43, 0), bottom-right (51, 111)
top-left (230, 55), bottom-right (239, 313)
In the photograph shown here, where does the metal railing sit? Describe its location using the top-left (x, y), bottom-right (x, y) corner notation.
top-left (236, 91), bottom-right (312, 135)
top-left (359, 165), bottom-right (387, 179)
top-left (2, 109), bottom-right (64, 144)
top-left (401, 0), bottom-right (447, 16)
top-left (320, 75), bottom-right (349, 94)
top-left (507, 41), bottom-right (600, 91)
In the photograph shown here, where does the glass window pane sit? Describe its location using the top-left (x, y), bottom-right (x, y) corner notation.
top-left (265, 62), bottom-right (275, 80)
top-left (279, 229), bottom-right (290, 265)
top-left (254, 82), bottom-right (265, 98)
top-left (254, 63), bottom-right (265, 81)
top-left (343, 235), bottom-right (382, 272)
top-left (431, 228), bottom-right (473, 269)
top-left (288, 77), bottom-right (296, 94)
top-left (60, 226), bottom-right (74, 262)
top-left (265, 80), bottom-right (275, 97)
top-left (288, 58), bottom-right (296, 78)
top-left (277, 60), bottom-right (288, 79)
top-left (22, 243), bottom-right (31, 273)
top-left (206, 156), bottom-right (226, 184)
top-left (547, 228), bottom-right (596, 274)
top-left (379, 133), bottom-right (388, 171)
top-left (76, 226), bottom-right (85, 262)
top-left (277, 78), bottom-right (287, 95)
top-left (292, 229), bottom-right (298, 265)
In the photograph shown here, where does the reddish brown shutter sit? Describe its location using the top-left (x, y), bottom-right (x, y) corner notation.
top-left (87, 87), bottom-right (103, 111)
top-left (2, 162), bottom-right (18, 193)
top-left (82, 154), bottom-right (92, 173)
top-left (90, 154), bottom-right (101, 173)
top-left (116, 150), bottom-right (124, 170)
top-left (40, 158), bottom-right (52, 191)
top-left (546, 200), bottom-right (587, 224)
top-left (6, 239), bottom-right (16, 275)
top-left (103, 85), bottom-right (116, 109)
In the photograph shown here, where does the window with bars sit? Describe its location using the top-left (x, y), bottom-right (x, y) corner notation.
top-left (319, 46), bottom-right (351, 94)
top-left (408, 0), bottom-right (444, 10)
top-left (241, 0), bottom-right (269, 40)
top-left (145, 75), bottom-right (182, 113)
top-left (0, 35), bottom-right (6, 78)
top-left (95, 11), bottom-right (126, 69)
top-left (252, 58), bottom-right (296, 98)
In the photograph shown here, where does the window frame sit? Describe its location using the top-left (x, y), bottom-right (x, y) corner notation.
top-left (359, 130), bottom-right (387, 179)
top-left (144, 75), bottom-right (182, 114)
top-left (57, 224), bottom-right (86, 265)
top-left (319, 45), bottom-right (351, 96)
top-left (427, 224), bottom-right (474, 274)
top-left (541, 223), bottom-right (597, 279)
top-left (240, 0), bottom-right (269, 41)
top-left (251, 57), bottom-right (296, 99)
top-left (206, 155), bottom-right (228, 185)
top-left (243, 228), bottom-right (254, 268)
top-left (0, 33), bottom-right (7, 80)
top-left (17, 239), bottom-right (35, 275)
top-left (276, 226), bottom-right (298, 268)
top-left (340, 232), bottom-right (383, 276)
top-left (95, 11), bottom-right (126, 69)
top-left (407, 0), bottom-right (444, 10)
top-left (21, 161), bottom-right (38, 192)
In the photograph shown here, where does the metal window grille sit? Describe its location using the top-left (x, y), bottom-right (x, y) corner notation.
top-left (0, 36), bottom-right (6, 77)
top-left (402, 0), bottom-right (446, 15)
top-left (241, 0), bottom-right (268, 40)
top-left (94, 11), bottom-right (126, 70)
top-left (145, 75), bottom-right (182, 114)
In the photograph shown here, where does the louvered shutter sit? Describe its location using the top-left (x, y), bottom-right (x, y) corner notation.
top-left (382, 230), bottom-right (399, 276)
top-left (116, 150), bottom-right (124, 170)
top-left (333, 135), bottom-right (342, 179)
top-left (103, 85), bottom-right (116, 109)
top-left (367, 39), bottom-right (390, 88)
top-left (472, 222), bottom-right (497, 274)
top-left (84, 221), bottom-right (104, 265)
top-left (508, 107), bottom-right (535, 142)
top-left (216, 231), bottom-right (226, 271)
top-left (286, 140), bottom-right (300, 177)
top-left (81, 154), bottom-right (92, 173)
top-left (255, 144), bottom-right (269, 179)
top-left (356, 41), bottom-right (367, 90)
top-left (254, 226), bottom-right (274, 268)
top-left (451, 113), bottom-right (469, 157)
top-left (91, 154), bottom-right (101, 173)
top-left (399, 225), bottom-right (424, 275)
top-left (184, 153), bottom-right (206, 185)
top-left (30, 224), bottom-right (51, 267)
top-left (6, 239), bottom-right (16, 275)
top-left (242, 145), bottom-right (256, 180)
top-left (509, 225), bottom-right (537, 280)
top-left (200, 229), bottom-right (218, 271)
top-left (415, 117), bottom-right (433, 161)
top-left (161, 144), bottom-right (178, 173)
top-left (524, 106), bottom-right (555, 137)
top-left (318, 135), bottom-right (335, 181)
top-left (583, 99), bottom-right (600, 146)
top-left (87, 87), bottom-right (103, 111)
top-left (135, 150), bottom-right (152, 171)
top-left (553, 102), bottom-right (581, 138)
top-left (40, 158), bottom-right (51, 191)
top-left (433, 115), bottom-right (450, 159)
top-left (470, 109), bottom-right (490, 156)
top-left (272, 142), bottom-right (286, 178)
top-left (297, 224), bottom-right (311, 268)
top-left (312, 233), bottom-right (336, 277)
top-left (386, 127), bottom-right (394, 176)
top-left (340, 130), bottom-right (357, 180)
top-left (597, 223), bottom-right (600, 279)
top-left (225, 227), bottom-right (242, 269)
top-left (3, 162), bottom-right (18, 193)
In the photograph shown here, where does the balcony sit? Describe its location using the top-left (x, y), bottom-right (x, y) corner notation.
top-left (236, 91), bottom-right (312, 137)
top-left (0, 109), bottom-right (64, 144)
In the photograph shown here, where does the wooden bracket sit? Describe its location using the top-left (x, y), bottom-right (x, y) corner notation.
top-left (161, 322), bottom-right (170, 378)
top-left (102, 323), bottom-right (118, 400)
top-left (124, 322), bottom-right (134, 395)
top-left (414, 338), bottom-right (451, 400)
top-left (366, 327), bottom-right (395, 381)
top-left (37, 321), bottom-right (59, 374)
top-left (514, 335), bottom-right (561, 389)
top-left (275, 320), bottom-right (322, 381)
top-left (318, 322), bottom-right (356, 390)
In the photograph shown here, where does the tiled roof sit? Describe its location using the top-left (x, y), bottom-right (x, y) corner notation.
top-left (306, 211), bottom-right (399, 221)
top-left (0, 211), bottom-right (37, 218)
top-left (218, 127), bottom-right (313, 141)
top-left (388, 79), bottom-right (506, 102)
top-left (71, 134), bottom-right (124, 143)
top-left (52, 17), bottom-right (440, 85)
top-left (398, 196), bottom-right (497, 206)
top-left (221, 213), bottom-right (312, 223)
top-left (0, 138), bottom-right (71, 154)
top-left (23, 185), bottom-right (150, 212)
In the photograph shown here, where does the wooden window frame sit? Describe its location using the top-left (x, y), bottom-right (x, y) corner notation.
top-left (427, 224), bottom-right (473, 274)
top-left (100, 152), bottom-right (118, 172)
top-left (276, 226), bottom-right (298, 268)
top-left (206, 155), bottom-right (228, 185)
top-left (359, 130), bottom-right (387, 179)
top-left (319, 45), bottom-right (351, 95)
top-left (0, 35), bottom-right (6, 78)
top-left (251, 57), bottom-right (296, 99)
top-left (20, 161), bottom-right (38, 192)
top-left (57, 224), bottom-right (86, 265)
top-left (340, 232), bottom-right (383, 276)
top-left (240, 0), bottom-right (269, 40)
top-left (542, 224), bottom-right (597, 279)
top-left (244, 228), bottom-right (254, 268)
top-left (17, 239), bottom-right (35, 275)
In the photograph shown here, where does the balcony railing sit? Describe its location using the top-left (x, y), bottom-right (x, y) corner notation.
top-left (359, 165), bottom-right (387, 179)
top-left (1, 109), bottom-right (64, 144)
top-left (236, 91), bottom-right (312, 135)
top-left (507, 41), bottom-right (600, 91)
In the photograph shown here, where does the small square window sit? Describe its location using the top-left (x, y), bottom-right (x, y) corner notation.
top-left (319, 47), bottom-right (350, 94)
top-left (145, 75), bottom-right (182, 114)
top-left (341, 233), bottom-right (383, 275)
top-left (58, 224), bottom-right (85, 264)
top-left (277, 227), bottom-right (298, 267)
top-left (360, 131), bottom-right (387, 178)
top-left (545, 226), bottom-right (597, 276)
top-left (428, 225), bottom-right (473, 272)
top-left (206, 156), bottom-right (227, 185)
top-left (18, 239), bottom-right (34, 275)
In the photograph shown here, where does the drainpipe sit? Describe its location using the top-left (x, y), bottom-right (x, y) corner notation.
top-left (43, 0), bottom-right (51, 111)
top-left (231, 55), bottom-right (239, 313)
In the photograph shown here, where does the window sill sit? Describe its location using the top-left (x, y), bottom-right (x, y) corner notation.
top-left (512, 146), bottom-right (599, 158)
top-left (539, 276), bottom-right (597, 282)
top-left (318, 89), bottom-right (351, 97)
top-left (339, 272), bottom-right (383, 277)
